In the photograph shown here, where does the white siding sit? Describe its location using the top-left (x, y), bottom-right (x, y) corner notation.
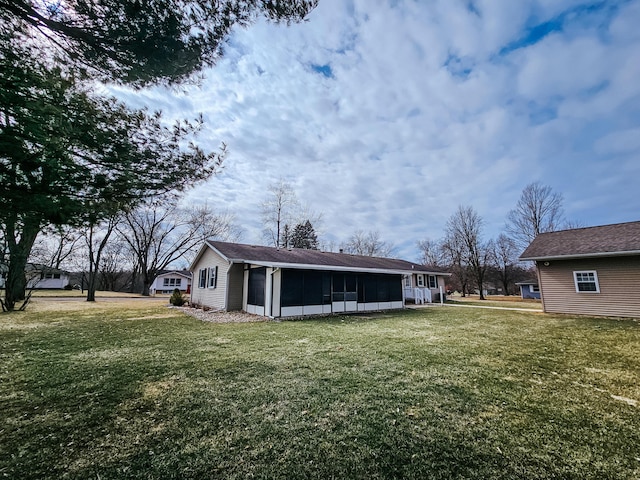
top-left (190, 248), bottom-right (230, 310)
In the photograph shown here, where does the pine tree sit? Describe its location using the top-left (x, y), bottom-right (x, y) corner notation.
top-left (290, 220), bottom-right (318, 250)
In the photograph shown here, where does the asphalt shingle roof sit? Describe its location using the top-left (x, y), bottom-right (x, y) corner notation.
top-left (207, 241), bottom-right (449, 274)
top-left (519, 221), bottom-right (640, 260)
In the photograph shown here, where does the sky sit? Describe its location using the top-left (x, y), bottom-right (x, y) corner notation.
top-left (113, 0), bottom-right (640, 262)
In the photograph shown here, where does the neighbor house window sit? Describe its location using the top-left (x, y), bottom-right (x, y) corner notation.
top-left (403, 276), bottom-right (411, 288)
top-left (427, 275), bottom-right (437, 289)
top-left (417, 275), bottom-right (424, 287)
top-left (573, 271), bottom-right (600, 293)
top-left (531, 285), bottom-right (540, 293)
top-left (198, 269), bottom-right (207, 289)
top-left (163, 278), bottom-right (181, 287)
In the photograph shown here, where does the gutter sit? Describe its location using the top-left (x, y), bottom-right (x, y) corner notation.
top-left (520, 250), bottom-right (640, 262)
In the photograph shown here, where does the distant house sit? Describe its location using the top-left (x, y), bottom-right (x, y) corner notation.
top-left (519, 221), bottom-right (640, 318)
top-left (189, 240), bottom-right (450, 318)
top-left (25, 264), bottom-right (71, 289)
top-left (515, 280), bottom-right (541, 300)
top-left (150, 270), bottom-right (192, 295)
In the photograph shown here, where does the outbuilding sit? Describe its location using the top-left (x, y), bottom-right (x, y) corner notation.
top-left (519, 221), bottom-right (640, 318)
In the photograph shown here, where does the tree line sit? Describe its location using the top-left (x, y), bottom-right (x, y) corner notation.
top-left (418, 182), bottom-right (576, 298)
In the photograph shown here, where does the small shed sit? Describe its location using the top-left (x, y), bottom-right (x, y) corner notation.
top-left (520, 221), bottom-right (640, 318)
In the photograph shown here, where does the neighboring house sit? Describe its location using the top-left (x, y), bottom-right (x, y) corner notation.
top-left (519, 221), bottom-right (640, 318)
top-left (150, 270), bottom-right (192, 294)
top-left (515, 280), bottom-right (541, 300)
top-left (25, 264), bottom-right (71, 289)
top-left (190, 240), bottom-right (450, 318)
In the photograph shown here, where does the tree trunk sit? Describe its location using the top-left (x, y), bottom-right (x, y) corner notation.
top-left (85, 218), bottom-right (116, 302)
top-left (3, 216), bottom-right (40, 312)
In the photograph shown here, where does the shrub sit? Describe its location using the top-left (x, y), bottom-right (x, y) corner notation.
top-left (169, 288), bottom-right (187, 306)
top-left (63, 284), bottom-right (73, 290)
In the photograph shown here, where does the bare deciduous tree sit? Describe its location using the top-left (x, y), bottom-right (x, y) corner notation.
top-left (84, 215), bottom-right (120, 302)
top-left (261, 179), bottom-right (299, 248)
top-left (416, 238), bottom-right (445, 267)
top-left (491, 233), bottom-right (519, 295)
top-left (445, 206), bottom-right (492, 300)
top-left (119, 200), bottom-right (239, 296)
top-left (30, 226), bottom-right (82, 270)
top-left (343, 230), bottom-right (394, 257)
top-left (506, 182), bottom-right (565, 250)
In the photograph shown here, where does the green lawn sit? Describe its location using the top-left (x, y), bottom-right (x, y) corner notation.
top-left (1, 300), bottom-right (638, 479)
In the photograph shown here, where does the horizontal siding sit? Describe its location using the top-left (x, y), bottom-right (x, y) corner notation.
top-left (538, 256), bottom-right (640, 318)
top-left (190, 248), bottom-right (229, 310)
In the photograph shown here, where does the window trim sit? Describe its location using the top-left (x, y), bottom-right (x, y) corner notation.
top-left (416, 274), bottom-right (424, 287)
top-left (573, 270), bottom-right (600, 293)
top-left (208, 266), bottom-right (218, 289)
top-left (198, 268), bottom-right (207, 289)
top-left (427, 275), bottom-right (437, 289)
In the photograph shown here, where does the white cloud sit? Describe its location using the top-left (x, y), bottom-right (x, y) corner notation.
top-left (110, 0), bottom-right (640, 260)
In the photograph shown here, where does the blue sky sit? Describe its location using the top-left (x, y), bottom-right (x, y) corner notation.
top-left (113, 0), bottom-right (640, 261)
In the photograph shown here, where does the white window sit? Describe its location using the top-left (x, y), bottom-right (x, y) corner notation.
top-left (208, 266), bottom-right (218, 289)
top-left (163, 278), bottom-right (182, 287)
top-left (531, 285), bottom-right (540, 293)
top-left (403, 276), bottom-right (411, 287)
top-left (417, 274), bottom-right (424, 287)
top-left (428, 275), bottom-right (437, 289)
top-left (198, 269), bottom-right (207, 289)
top-left (573, 271), bottom-right (600, 293)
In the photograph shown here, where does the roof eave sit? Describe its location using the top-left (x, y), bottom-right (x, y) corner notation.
top-left (244, 260), bottom-right (450, 276)
top-left (520, 250), bottom-right (640, 262)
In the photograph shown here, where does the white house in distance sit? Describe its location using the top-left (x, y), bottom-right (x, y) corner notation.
top-left (189, 240), bottom-right (450, 319)
top-left (150, 270), bottom-right (192, 294)
top-left (25, 265), bottom-right (71, 289)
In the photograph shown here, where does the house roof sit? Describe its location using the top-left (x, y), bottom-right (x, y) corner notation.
top-left (519, 221), bottom-right (640, 261)
top-left (196, 240), bottom-right (450, 276)
top-left (157, 269), bottom-right (192, 279)
top-left (515, 279), bottom-right (538, 286)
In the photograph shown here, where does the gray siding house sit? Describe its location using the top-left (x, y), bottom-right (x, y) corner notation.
top-left (515, 280), bottom-right (541, 300)
top-left (190, 241), bottom-right (449, 318)
top-left (520, 221), bottom-right (640, 319)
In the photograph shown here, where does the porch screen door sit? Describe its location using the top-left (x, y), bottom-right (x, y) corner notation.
top-left (332, 273), bottom-right (357, 312)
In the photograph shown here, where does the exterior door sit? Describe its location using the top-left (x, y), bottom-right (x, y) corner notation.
top-left (332, 273), bottom-right (357, 313)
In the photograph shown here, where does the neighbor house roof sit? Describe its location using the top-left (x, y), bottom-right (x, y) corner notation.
top-left (193, 240), bottom-right (450, 276)
top-left (156, 269), bottom-right (192, 278)
top-left (519, 221), bottom-right (640, 261)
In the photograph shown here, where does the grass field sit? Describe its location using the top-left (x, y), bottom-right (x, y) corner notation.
top-left (1, 298), bottom-right (638, 479)
top-left (446, 294), bottom-right (543, 310)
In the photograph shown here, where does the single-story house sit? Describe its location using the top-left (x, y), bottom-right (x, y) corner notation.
top-left (150, 270), bottom-right (192, 294)
top-left (515, 280), bottom-right (541, 300)
top-left (25, 264), bottom-right (71, 289)
top-left (189, 240), bottom-right (450, 318)
top-left (519, 220), bottom-right (640, 318)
